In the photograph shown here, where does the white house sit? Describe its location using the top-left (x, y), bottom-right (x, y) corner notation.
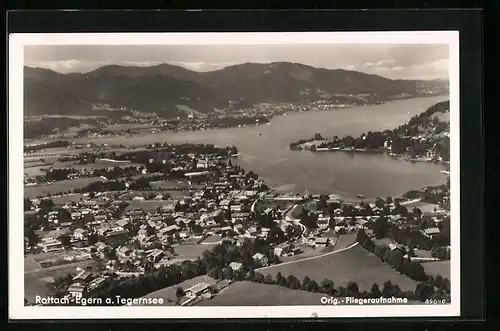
top-left (68, 283), bottom-right (87, 300)
top-left (185, 282), bottom-right (213, 299)
top-left (73, 228), bottom-right (87, 240)
top-left (228, 262), bottom-right (243, 272)
top-left (252, 252), bottom-right (268, 266)
top-left (314, 237), bottom-right (330, 248)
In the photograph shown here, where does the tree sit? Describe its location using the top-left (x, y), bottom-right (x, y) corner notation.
top-left (434, 275), bottom-right (445, 289)
top-left (39, 199), bottom-right (55, 211)
top-left (392, 284), bottom-right (402, 297)
top-left (58, 209), bottom-right (72, 222)
top-left (304, 280), bottom-right (319, 292)
top-left (276, 272), bottom-right (286, 286)
top-left (264, 274), bottom-right (275, 284)
top-left (87, 233), bottom-right (99, 246)
top-left (370, 283), bottom-right (381, 298)
top-left (222, 267), bottom-right (234, 280)
top-left (382, 281), bottom-right (393, 298)
top-left (253, 272), bottom-right (265, 283)
top-left (373, 216), bottom-right (389, 239)
top-left (104, 247), bottom-right (117, 260)
top-left (300, 211), bottom-right (318, 230)
top-left (301, 276), bottom-right (311, 290)
top-left (24, 198), bottom-right (33, 211)
top-left (209, 267), bottom-right (223, 280)
top-left (356, 229), bottom-right (375, 252)
top-left (59, 234), bottom-right (71, 247)
top-left (375, 197), bottom-right (385, 209)
top-left (347, 281), bottom-right (360, 297)
top-left (287, 275), bottom-right (301, 290)
top-left (388, 249), bottom-right (404, 271)
top-left (175, 287), bottom-right (184, 306)
top-left (25, 227), bottom-right (40, 248)
top-left (375, 245), bottom-right (390, 261)
top-left (146, 225), bottom-right (155, 236)
top-left (336, 286), bottom-right (348, 297)
top-left (415, 282), bottom-right (435, 302)
top-left (320, 279), bottom-right (334, 294)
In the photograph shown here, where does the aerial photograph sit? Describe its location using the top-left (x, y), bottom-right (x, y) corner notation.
top-left (21, 40), bottom-right (452, 308)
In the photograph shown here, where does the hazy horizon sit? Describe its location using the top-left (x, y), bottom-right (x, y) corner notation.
top-left (24, 44), bottom-right (449, 80)
top-left (24, 61), bottom-right (450, 82)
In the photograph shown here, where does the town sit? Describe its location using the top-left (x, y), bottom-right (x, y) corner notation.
top-left (24, 141), bottom-right (451, 306)
top-left (25, 99), bottom-right (379, 142)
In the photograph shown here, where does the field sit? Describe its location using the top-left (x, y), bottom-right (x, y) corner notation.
top-left (199, 235), bottom-right (223, 244)
top-left (174, 243), bottom-right (218, 259)
top-left (198, 281), bottom-right (325, 306)
top-left (105, 123), bottom-right (164, 132)
top-left (24, 177), bottom-right (103, 199)
top-left (23, 166), bottom-right (47, 177)
top-left (24, 160), bottom-right (51, 177)
top-left (124, 200), bottom-right (175, 212)
top-left (422, 261), bottom-right (450, 279)
top-left (23, 159), bottom-right (143, 178)
top-left (51, 160), bottom-right (145, 170)
top-left (49, 193), bottom-right (86, 205)
top-left (257, 244), bottom-right (418, 292)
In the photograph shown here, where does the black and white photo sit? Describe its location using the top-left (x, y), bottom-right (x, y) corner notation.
top-left (9, 31), bottom-right (460, 319)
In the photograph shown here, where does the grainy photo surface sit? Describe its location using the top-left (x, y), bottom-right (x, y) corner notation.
top-left (9, 32), bottom-right (460, 319)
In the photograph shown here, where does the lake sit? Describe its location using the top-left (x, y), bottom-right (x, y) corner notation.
top-left (71, 96), bottom-right (449, 200)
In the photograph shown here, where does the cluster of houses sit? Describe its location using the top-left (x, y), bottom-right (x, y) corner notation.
top-left (26, 168), bottom-right (313, 274)
top-left (66, 269), bottom-right (109, 300)
top-left (25, 147), bottom-right (452, 305)
top-left (385, 242), bottom-right (451, 263)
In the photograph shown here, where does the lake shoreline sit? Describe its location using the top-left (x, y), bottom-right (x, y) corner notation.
top-left (24, 96), bottom-right (449, 199)
top-left (290, 147), bottom-right (449, 166)
top-left (24, 95), bottom-right (449, 145)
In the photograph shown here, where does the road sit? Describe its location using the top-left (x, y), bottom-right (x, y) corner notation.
top-left (282, 203), bottom-right (307, 238)
top-left (255, 241), bottom-right (359, 272)
top-left (24, 259), bottom-right (96, 275)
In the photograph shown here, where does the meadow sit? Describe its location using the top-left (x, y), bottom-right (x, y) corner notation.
top-left (422, 261), bottom-right (450, 279)
top-left (174, 243), bottom-right (219, 259)
top-left (24, 177), bottom-right (104, 199)
top-left (124, 200), bottom-right (176, 212)
top-left (198, 281), bottom-right (325, 306)
top-left (257, 245), bottom-right (418, 292)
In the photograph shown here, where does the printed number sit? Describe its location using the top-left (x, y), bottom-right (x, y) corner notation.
top-left (425, 299), bottom-right (447, 304)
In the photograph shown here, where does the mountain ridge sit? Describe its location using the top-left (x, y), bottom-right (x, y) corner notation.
top-left (24, 62), bottom-right (449, 117)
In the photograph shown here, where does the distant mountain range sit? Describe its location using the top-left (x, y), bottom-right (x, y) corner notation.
top-left (24, 62), bottom-right (449, 117)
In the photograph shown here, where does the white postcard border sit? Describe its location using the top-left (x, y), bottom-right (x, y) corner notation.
top-left (9, 31), bottom-right (460, 319)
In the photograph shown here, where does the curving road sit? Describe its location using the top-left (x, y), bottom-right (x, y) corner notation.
top-left (256, 240), bottom-right (359, 272)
